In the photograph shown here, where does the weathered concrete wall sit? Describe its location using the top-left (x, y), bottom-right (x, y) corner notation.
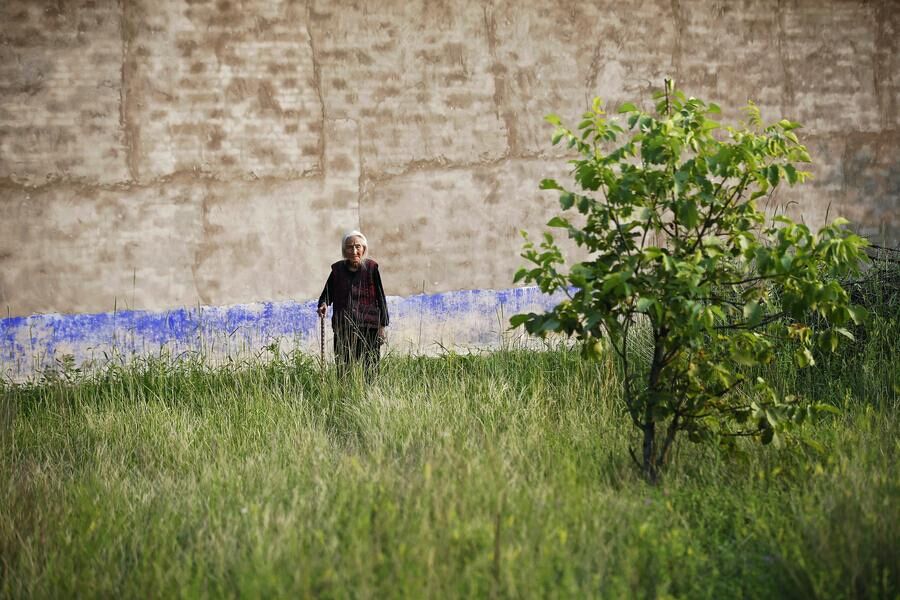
top-left (1, 0), bottom-right (898, 322)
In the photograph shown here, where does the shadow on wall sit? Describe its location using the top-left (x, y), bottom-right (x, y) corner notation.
top-left (0, 286), bottom-right (568, 382)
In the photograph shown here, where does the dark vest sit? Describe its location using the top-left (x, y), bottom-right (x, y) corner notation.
top-left (330, 259), bottom-right (382, 328)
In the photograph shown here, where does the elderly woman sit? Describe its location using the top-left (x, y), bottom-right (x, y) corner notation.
top-left (317, 230), bottom-right (389, 381)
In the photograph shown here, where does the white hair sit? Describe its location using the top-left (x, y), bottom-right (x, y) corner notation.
top-left (341, 230), bottom-right (368, 253)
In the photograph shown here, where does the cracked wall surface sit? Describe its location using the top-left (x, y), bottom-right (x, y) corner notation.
top-left (1, 0), bottom-right (898, 318)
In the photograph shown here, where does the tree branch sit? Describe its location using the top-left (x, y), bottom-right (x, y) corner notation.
top-left (719, 428), bottom-right (764, 438)
top-left (691, 172), bottom-right (751, 254)
top-left (659, 413), bottom-right (680, 466)
top-left (715, 311), bottom-right (786, 330)
top-left (720, 273), bottom-right (781, 287)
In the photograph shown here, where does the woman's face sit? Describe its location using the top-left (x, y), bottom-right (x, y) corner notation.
top-left (343, 236), bottom-right (366, 268)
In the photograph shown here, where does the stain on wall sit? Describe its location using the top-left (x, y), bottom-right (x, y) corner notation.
top-left (124, 0), bottom-right (324, 181)
top-left (0, 0), bottom-right (129, 184)
top-left (0, 0), bottom-right (897, 324)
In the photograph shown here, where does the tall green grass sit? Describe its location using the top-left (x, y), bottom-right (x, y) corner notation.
top-left (1, 318), bottom-right (897, 598)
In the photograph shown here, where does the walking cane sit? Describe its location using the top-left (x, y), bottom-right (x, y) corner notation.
top-left (319, 313), bottom-right (326, 380)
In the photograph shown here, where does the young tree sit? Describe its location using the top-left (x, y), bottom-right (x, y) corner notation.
top-left (512, 81), bottom-right (869, 483)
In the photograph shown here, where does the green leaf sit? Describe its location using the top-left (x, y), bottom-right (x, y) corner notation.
top-left (743, 101), bottom-right (762, 127)
top-left (676, 200), bottom-right (700, 229)
top-left (794, 347), bottom-right (815, 368)
top-left (778, 119), bottom-right (801, 131)
top-left (600, 272), bottom-right (626, 295)
top-left (801, 437), bottom-right (825, 453)
top-left (618, 102), bottom-right (638, 113)
top-left (540, 318), bottom-right (560, 333)
top-left (835, 327), bottom-right (855, 341)
top-left (783, 163), bottom-right (798, 185)
top-left (814, 403), bottom-right (841, 416)
top-left (767, 164), bottom-right (780, 188)
top-left (539, 179), bottom-right (563, 191)
top-left (818, 330), bottom-right (839, 352)
top-left (635, 297), bottom-right (656, 313)
top-left (662, 255), bottom-right (676, 273)
top-left (577, 195), bottom-right (591, 214)
top-left (642, 247), bottom-right (663, 260)
top-left (772, 431), bottom-right (784, 449)
top-left (509, 313), bottom-right (531, 328)
top-left (848, 305), bottom-right (868, 325)
top-left (547, 216), bottom-right (569, 228)
top-left (545, 114), bottom-right (561, 126)
top-left (743, 301), bottom-right (763, 327)
top-left (731, 346), bottom-right (757, 367)
top-left (559, 192), bottom-right (575, 210)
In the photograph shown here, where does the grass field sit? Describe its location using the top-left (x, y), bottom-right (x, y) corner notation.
top-left (1, 315), bottom-right (897, 598)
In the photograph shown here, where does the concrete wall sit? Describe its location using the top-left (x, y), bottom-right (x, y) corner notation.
top-left (1, 0), bottom-right (897, 360)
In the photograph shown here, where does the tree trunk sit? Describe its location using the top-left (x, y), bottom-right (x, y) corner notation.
top-left (642, 422), bottom-right (659, 483)
top-left (642, 334), bottom-right (667, 483)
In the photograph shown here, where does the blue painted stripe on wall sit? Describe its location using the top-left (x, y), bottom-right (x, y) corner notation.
top-left (1, 286), bottom-right (565, 379)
